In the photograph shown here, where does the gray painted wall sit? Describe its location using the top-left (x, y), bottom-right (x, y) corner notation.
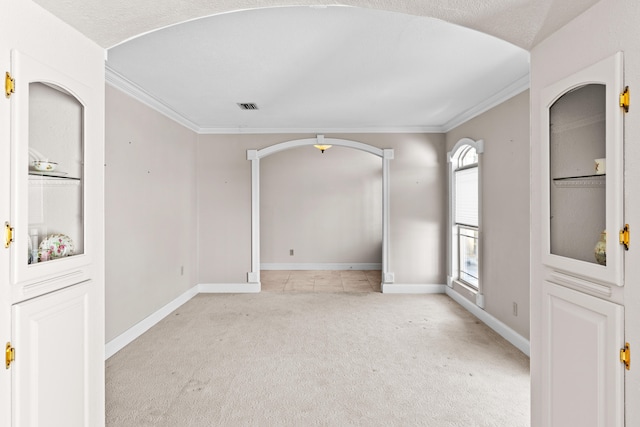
top-left (446, 90), bottom-right (531, 340)
top-left (104, 84), bottom-right (529, 345)
top-left (105, 85), bottom-right (198, 341)
top-left (196, 133), bottom-right (447, 285)
top-left (260, 145), bottom-right (383, 265)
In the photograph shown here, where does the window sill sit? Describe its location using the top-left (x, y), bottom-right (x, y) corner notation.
top-left (450, 279), bottom-right (484, 308)
top-left (452, 279), bottom-right (478, 293)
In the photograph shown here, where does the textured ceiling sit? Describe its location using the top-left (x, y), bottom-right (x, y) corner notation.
top-left (32, 0), bottom-right (599, 133)
top-left (34, 0), bottom-right (600, 50)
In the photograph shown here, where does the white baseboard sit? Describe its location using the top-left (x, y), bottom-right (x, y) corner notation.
top-left (105, 285), bottom-right (199, 359)
top-left (106, 280), bottom-right (529, 361)
top-left (382, 283), bottom-right (447, 294)
top-left (106, 282), bottom-right (259, 360)
top-left (445, 287), bottom-right (530, 356)
top-left (261, 263), bottom-right (382, 271)
top-left (199, 282), bottom-right (261, 293)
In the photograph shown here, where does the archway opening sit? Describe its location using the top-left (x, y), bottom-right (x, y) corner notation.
top-left (247, 136), bottom-right (394, 290)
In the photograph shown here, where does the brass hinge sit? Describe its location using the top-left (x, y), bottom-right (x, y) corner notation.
top-left (4, 222), bottom-right (13, 248)
top-left (5, 342), bottom-right (14, 369)
top-left (620, 342), bottom-right (630, 370)
top-left (619, 224), bottom-right (630, 250)
top-left (5, 72), bottom-right (14, 98)
top-left (620, 86), bottom-right (630, 113)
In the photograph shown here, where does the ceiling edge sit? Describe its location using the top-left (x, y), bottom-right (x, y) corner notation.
top-left (106, 65), bottom-right (529, 135)
top-left (196, 126), bottom-right (446, 134)
top-left (441, 73), bottom-right (530, 132)
top-left (105, 65), bottom-right (201, 132)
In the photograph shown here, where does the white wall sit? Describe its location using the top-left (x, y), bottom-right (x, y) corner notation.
top-left (104, 85), bottom-right (198, 342)
top-left (529, 0), bottom-right (640, 425)
top-left (197, 133), bottom-right (447, 285)
top-left (261, 145), bottom-right (382, 266)
top-left (446, 90), bottom-right (530, 340)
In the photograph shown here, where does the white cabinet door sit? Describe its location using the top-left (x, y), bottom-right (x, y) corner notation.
top-left (12, 282), bottom-right (91, 427)
top-left (540, 52), bottom-right (625, 287)
top-left (9, 49), bottom-right (95, 303)
top-left (541, 282), bottom-right (625, 427)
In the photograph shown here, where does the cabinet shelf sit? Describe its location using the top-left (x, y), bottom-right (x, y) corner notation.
top-left (29, 171), bottom-right (80, 181)
top-left (552, 174), bottom-right (605, 188)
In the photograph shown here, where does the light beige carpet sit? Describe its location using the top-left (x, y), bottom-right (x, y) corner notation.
top-left (106, 292), bottom-right (529, 426)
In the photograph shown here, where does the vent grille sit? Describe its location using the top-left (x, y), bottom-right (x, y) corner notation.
top-left (237, 103), bottom-right (259, 110)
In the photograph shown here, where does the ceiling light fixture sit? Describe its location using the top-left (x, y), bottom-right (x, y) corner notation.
top-left (313, 135), bottom-right (332, 153)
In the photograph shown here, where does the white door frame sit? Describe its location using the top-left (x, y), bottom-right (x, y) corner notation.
top-left (247, 135), bottom-right (395, 287)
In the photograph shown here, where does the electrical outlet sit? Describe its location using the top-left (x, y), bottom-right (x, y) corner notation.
top-left (290, 249), bottom-right (294, 256)
top-left (180, 266), bottom-right (184, 276)
top-left (513, 302), bottom-right (518, 316)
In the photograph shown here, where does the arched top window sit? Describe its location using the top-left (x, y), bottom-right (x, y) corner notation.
top-left (449, 138), bottom-right (483, 292)
top-left (450, 137), bottom-right (482, 166)
top-left (456, 145), bottom-right (478, 169)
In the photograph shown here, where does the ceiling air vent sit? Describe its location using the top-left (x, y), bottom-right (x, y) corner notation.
top-left (237, 103), bottom-right (258, 110)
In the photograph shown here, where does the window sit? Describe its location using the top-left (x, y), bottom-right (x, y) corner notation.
top-left (450, 140), bottom-right (481, 290)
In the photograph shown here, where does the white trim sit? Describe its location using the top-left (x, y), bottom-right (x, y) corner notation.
top-left (548, 270), bottom-right (612, 297)
top-left (199, 283), bottom-right (261, 293)
top-left (248, 154), bottom-right (260, 283)
top-left (382, 148), bottom-right (393, 284)
top-left (261, 263), bottom-right (382, 271)
top-left (105, 65), bottom-right (528, 135)
top-left (104, 285), bottom-right (200, 359)
top-left (448, 137), bottom-right (483, 305)
top-left (105, 281), bottom-right (529, 361)
top-left (198, 125), bottom-right (445, 134)
top-left (475, 292), bottom-right (485, 309)
top-left (249, 137), bottom-right (395, 287)
top-left (448, 137), bottom-right (484, 160)
top-left (256, 136), bottom-right (384, 158)
top-left (105, 282), bottom-right (259, 359)
top-left (442, 73), bottom-right (530, 132)
top-left (381, 283), bottom-right (447, 294)
top-left (105, 66), bottom-right (200, 132)
top-left (445, 287), bottom-right (530, 356)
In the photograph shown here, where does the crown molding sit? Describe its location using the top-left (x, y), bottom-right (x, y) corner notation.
top-left (441, 73), bottom-right (530, 132)
top-left (106, 65), bottom-right (529, 135)
top-left (105, 65), bottom-right (201, 132)
top-left (196, 125), bottom-right (445, 134)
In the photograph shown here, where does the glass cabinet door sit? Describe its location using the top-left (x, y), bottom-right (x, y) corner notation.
top-left (10, 50), bottom-right (92, 297)
top-left (549, 84), bottom-right (606, 263)
top-left (541, 52), bottom-right (625, 287)
top-left (28, 82), bottom-right (84, 264)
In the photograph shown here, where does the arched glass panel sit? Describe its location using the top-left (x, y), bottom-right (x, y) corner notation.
top-left (457, 146), bottom-right (478, 169)
top-left (28, 82), bottom-right (84, 264)
top-left (549, 83), bottom-right (605, 264)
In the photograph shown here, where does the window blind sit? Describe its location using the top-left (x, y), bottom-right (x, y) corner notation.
top-left (455, 167), bottom-right (478, 227)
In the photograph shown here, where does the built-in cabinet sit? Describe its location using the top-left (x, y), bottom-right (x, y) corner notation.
top-left (539, 52), bottom-right (627, 426)
top-left (12, 281), bottom-right (92, 426)
top-left (9, 51), bottom-right (94, 301)
top-left (2, 44), bottom-right (104, 426)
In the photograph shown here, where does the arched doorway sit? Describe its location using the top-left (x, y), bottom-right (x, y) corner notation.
top-left (247, 135), bottom-right (394, 290)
